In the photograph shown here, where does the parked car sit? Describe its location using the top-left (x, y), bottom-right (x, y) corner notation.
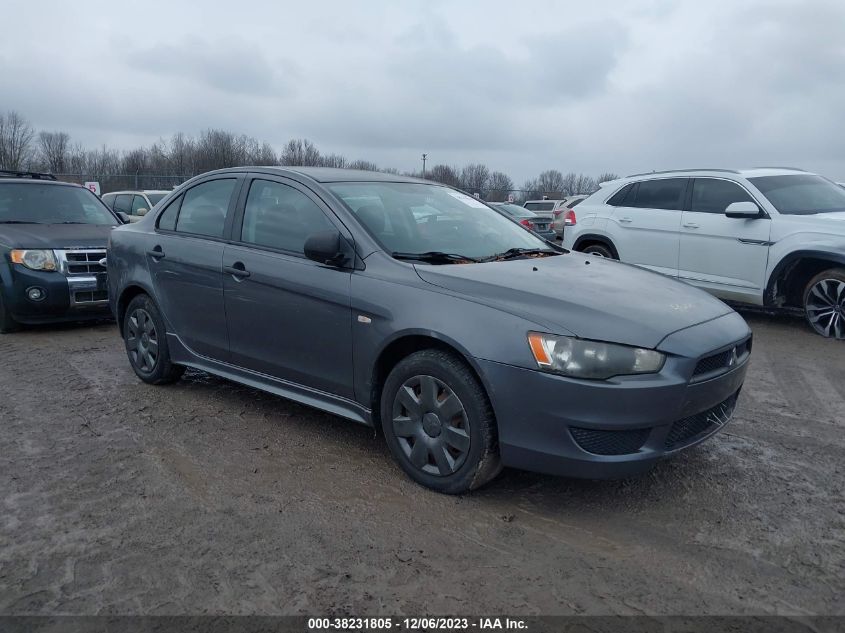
top-left (109, 167), bottom-right (751, 493)
top-left (490, 202), bottom-right (556, 240)
top-left (523, 199), bottom-right (567, 222)
top-left (0, 170), bottom-right (121, 332)
top-left (102, 190), bottom-right (169, 223)
top-left (552, 195), bottom-right (590, 238)
top-left (562, 168), bottom-right (845, 339)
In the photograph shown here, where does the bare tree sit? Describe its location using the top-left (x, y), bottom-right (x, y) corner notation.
top-left (486, 171), bottom-right (513, 202)
top-left (427, 164), bottom-right (460, 187)
top-left (596, 172), bottom-right (620, 186)
top-left (0, 111), bottom-right (35, 170)
top-left (280, 138), bottom-right (321, 166)
top-left (320, 153), bottom-right (348, 168)
top-left (536, 170), bottom-right (565, 197)
top-left (460, 163), bottom-right (490, 195)
top-left (37, 131), bottom-right (70, 173)
top-left (348, 159), bottom-right (379, 171)
top-left (574, 174), bottom-right (597, 195)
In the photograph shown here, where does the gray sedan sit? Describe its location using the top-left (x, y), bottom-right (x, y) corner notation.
top-left (108, 167), bottom-right (751, 494)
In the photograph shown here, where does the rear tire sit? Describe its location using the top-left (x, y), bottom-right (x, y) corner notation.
top-left (803, 268), bottom-right (845, 339)
top-left (582, 243), bottom-right (614, 259)
top-left (0, 295), bottom-right (21, 334)
top-left (380, 349), bottom-right (502, 494)
top-left (123, 294), bottom-right (185, 384)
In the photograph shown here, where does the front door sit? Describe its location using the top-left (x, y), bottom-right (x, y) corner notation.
top-left (222, 176), bottom-right (354, 398)
top-left (679, 177), bottom-right (772, 300)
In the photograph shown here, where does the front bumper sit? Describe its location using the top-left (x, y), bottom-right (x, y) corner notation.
top-left (478, 346), bottom-right (749, 479)
top-left (1, 265), bottom-right (111, 324)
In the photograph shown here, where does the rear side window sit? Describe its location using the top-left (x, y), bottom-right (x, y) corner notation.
top-left (240, 179), bottom-right (336, 254)
top-left (570, 197), bottom-right (585, 207)
top-left (101, 193), bottom-right (115, 209)
top-left (156, 195), bottom-right (181, 231)
top-left (606, 183), bottom-right (633, 206)
top-left (131, 195), bottom-right (149, 215)
top-left (175, 179), bottom-right (237, 238)
top-left (113, 194), bottom-right (132, 214)
top-left (631, 178), bottom-right (687, 210)
top-left (691, 179), bottom-right (753, 214)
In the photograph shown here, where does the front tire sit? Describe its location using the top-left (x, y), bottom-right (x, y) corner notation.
top-left (582, 243), bottom-right (614, 259)
top-left (803, 268), bottom-right (845, 339)
top-left (380, 349), bottom-right (502, 494)
top-left (123, 294), bottom-right (185, 384)
top-left (0, 294), bottom-right (21, 334)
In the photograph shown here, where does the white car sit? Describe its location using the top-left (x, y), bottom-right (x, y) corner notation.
top-left (101, 190), bottom-right (170, 223)
top-left (562, 168), bottom-right (845, 339)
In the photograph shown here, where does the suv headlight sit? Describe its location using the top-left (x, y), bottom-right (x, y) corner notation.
top-left (528, 332), bottom-right (665, 380)
top-left (10, 249), bottom-right (58, 271)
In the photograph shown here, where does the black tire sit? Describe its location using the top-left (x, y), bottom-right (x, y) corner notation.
top-left (0, 294), bottom-right (21, 334)
top-left (582, 243), bottom-right (614, 259)
top-left (380, 349), bottom-right (502, 494)
top-left (123, 294), bottom-right (185, 384)
top-left (803, 268), bottom-right (845, 340)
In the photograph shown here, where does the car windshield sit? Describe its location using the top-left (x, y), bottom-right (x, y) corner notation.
top-left (0, 183), bottom-right (118, 225)
top-left (327, 182), bottom-right (553, 261)
top-left (748, 174), bottom-right (845, 215)
top-left (146, 193), bottom-right (167, 206)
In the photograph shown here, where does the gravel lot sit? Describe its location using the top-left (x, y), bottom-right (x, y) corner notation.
top-left (1, 309), bottom-right (843, 616)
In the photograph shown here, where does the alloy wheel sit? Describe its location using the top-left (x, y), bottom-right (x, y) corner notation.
top-left (806, 278), bottom-right (845, 339)
top-left (391, 375), bottom-right (471, 476)
top-left (126, 308), bottom-right (160, 372)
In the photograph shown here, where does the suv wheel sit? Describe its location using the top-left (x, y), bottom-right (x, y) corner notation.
top-left (0, 295), bottom-right (21, 334)
top-left (380, 349), bottom-right (502, 494)
top-left (582, 243), bottom-right (614, 259)
top-left (803, 268), bottom-right (845, 339)
top-left (123, 294), bottom-right (185, 383)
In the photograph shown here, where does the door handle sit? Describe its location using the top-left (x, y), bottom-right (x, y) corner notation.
top-left (223, 263), bottom-right (251, 279)
top-left (618, 217), bottom-right (633, 224)
top-left (146, 247), bottom-right (165, 259)
top-left (683, 222), bottom-right (700, 229)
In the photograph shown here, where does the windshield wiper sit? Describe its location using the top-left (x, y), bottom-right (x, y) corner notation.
top-left (392, 251), bottom-right (482, 264)
top-left (487, 247), bottom-right (559, 261)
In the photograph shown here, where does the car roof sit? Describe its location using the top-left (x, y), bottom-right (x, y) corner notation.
top-left (199, 166), bottom-right (430, 185)
top-left (0, 178), bottom-right (80, 187)
top-left (524, 199), bottom-right (565, 203)
top-left (622, 167), bottom-right (813, 180)
top-left (104, 190), bottom-right (171, 195)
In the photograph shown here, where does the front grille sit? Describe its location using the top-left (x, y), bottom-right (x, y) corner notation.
top-left (63, 250), bottom-right (106, 275)
top-left (665, 392), bottom-right (738, 450)
top-left (570, 426), bottom-right (651, 455)
top-left (693, 337), bottom-right (752, 379)
top-left (74, 290), bottom-right (108, 304)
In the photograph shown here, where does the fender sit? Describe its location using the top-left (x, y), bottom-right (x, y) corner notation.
top-left (765, 249), bottom-right (845, 305)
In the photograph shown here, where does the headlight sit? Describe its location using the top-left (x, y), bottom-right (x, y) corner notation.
top-left (528, 332), bottom-right (665, 380)
top-left (10, 249), bottom-right (58, 271)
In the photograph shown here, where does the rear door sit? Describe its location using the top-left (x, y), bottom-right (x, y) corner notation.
top-left (678, 177), bottom-right (771, 298)
top-left (148, 176), bottom-right (242, 361)
top-left (608, 178), bottom-right (687, 277)
top-left (222, 175), bottom-right (354, 398)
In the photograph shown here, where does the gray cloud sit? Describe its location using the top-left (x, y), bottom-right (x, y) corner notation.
top-left (2, 0), bottom-right (844, 182)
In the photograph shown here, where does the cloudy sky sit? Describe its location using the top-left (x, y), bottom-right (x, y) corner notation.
top-left (3, 0), bottom-right (844, 182)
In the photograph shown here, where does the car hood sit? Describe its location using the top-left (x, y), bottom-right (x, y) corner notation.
top-left (0, 224), bottom-right (115, 249)
top-left (414, 253), bottom-right (734, 349)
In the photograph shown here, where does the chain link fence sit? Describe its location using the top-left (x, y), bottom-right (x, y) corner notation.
top-left (54, 174), bottom-right (187, 193)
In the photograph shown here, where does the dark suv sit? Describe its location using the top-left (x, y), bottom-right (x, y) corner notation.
top-left (108, 167), bottom-right (751, 493)
top-left (0, 171), bottom-right (121, 332)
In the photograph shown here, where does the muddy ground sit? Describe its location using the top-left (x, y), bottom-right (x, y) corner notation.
top-left (1, 310), bottom-right (843, 615)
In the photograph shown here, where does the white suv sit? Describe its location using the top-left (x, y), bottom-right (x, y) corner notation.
top-left (562, 168), bottom-right (845, 339)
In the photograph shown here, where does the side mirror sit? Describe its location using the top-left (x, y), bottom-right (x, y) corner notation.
top-left (304, 230), bottom-right (350, 267)
top-left (725, 201), bottom-right (761, 218)
top-left (137, 208), bottom-right (149, 216)
top-left (117, 211), bottom-right (131, 224)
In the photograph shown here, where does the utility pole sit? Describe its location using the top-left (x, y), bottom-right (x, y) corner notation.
top-left (421, 153), bottom-right (428, 179)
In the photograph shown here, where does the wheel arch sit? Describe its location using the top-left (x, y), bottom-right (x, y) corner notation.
top-left (115, 283), bottom-right (155, 336)
top-left (765, 250), bottom-right (845, 308)
top-left (572, 233), bottom-right (619, 258)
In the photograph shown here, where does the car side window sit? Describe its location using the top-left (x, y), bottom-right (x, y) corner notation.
top-left (157, 195), bottom-right (182, 231)
top-left (175, 179), bottom-right (237, 238)
top-left (606, 183), bottom-right (633, 206)
top-left (240, 179), bottom-right (336, 254)
top-left (101, 193), bottom-right (115, 209)
top-left (113, 194), bottom-right (132, 214)
top-left (630, 178), bottom-right (687, 211)
top-left (691, 179), bottom-right (754, 214)
top-left (131, 195), bottom-right (148, 215)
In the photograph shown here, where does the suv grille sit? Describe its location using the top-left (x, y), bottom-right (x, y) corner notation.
top-left (570, 426), bottom-right (651, 456)
top-left (665, 392), bottom-right (738, 450)
top-left (63, 250), bottom-right (106, 275)
top-left (692, 338), bottom-right (752, 379)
